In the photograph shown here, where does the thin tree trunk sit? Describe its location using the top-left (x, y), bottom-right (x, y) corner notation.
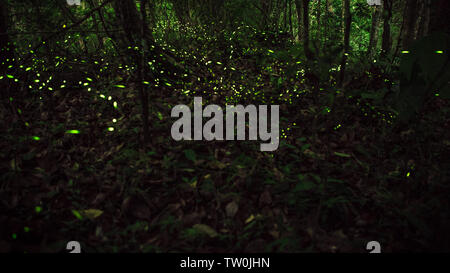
top-left (317, 0), bottom-right (321, 43)
top-left (302, 0), bottom-right (313, 59)
top-left (391, 0), bottom-right (407, 61)
top-left (381, 0), bottom-right (392, 57)
top-left (324, 0), bottom-right (329, 44)
top-left (139, 0), bottom-right (149, 144)
top-left (413, 0), bottom-right (425, 40)
top-left (339, 0), bottom-right (351, 87)
top-left (260, 0), bottom-right (271, 30)
top-left (274, 0), bottom-right (283, 31)
top-left (289, 0), bottom-right (293, 37)
top-left (295, 0), bottom-right (303, 41)
top-left (368, 5), bottom-right (382, 57)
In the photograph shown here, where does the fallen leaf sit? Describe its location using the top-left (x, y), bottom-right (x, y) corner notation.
top-left (81, 209), bottom-right (103, 220)
top-left (225, 201), bottom-right (239, 218)
top-left (193, 224), bottom-right (218, 238)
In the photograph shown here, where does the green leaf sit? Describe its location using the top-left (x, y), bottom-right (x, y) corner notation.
top-left (184, 149), bottom-right (196, 162)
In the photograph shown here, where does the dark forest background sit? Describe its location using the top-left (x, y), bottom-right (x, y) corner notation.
top-left (0, 0), bottom-right (449, 252)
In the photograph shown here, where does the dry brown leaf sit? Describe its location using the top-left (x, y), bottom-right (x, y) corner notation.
top-left (225, 201), bottom-right (239, 218)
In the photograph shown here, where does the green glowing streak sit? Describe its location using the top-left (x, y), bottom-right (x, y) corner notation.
top-left (107, 127), bottom-right (115, 132)
top-left (436, 51), bottom-right (443, 54)
top-left (32, 136), bottom-right (40, 141)
top-left (72, 210), bottom-right (83, 220)
top-left (114, 85), bottom-right (125, 88)
top-left (66, 130), bottom-right (80, 134)
top-left (334, 152), bottom-right (351, 158)
top-left (401, 51), bottom-right (410, 54)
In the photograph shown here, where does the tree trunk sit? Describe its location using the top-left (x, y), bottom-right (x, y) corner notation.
top-left (416, 0), bottom-right (430, 38)
top-left (289, 0), bottom-right (293, 37)
top-left (113, 0), bottom-right (151, 144)
top-left (316, 0), bottom-right (321, 43)
top-left (339, 0), bottom-right (351, 87)
top-left (295, 0), bottom-right (303, 41)
top-left (302, 0), bottom-right (313, 59)
top-left (274, 0), bottom-right (283, 31)
top-left (368, 5), bottom-right (382, 57)
top-left (260, 0), bottom-right (272, 30)
top-left (381, 0), bottom-right (392, 56)
top-left (138, 0), bottom-right (149, 144)
top-left (402, 0), bottom-right (418, 49)
top-left (324, 0), bottom-right (329, 44)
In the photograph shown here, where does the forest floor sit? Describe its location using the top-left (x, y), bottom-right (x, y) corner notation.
top-left (1, 30), bottom-right (450, 252)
